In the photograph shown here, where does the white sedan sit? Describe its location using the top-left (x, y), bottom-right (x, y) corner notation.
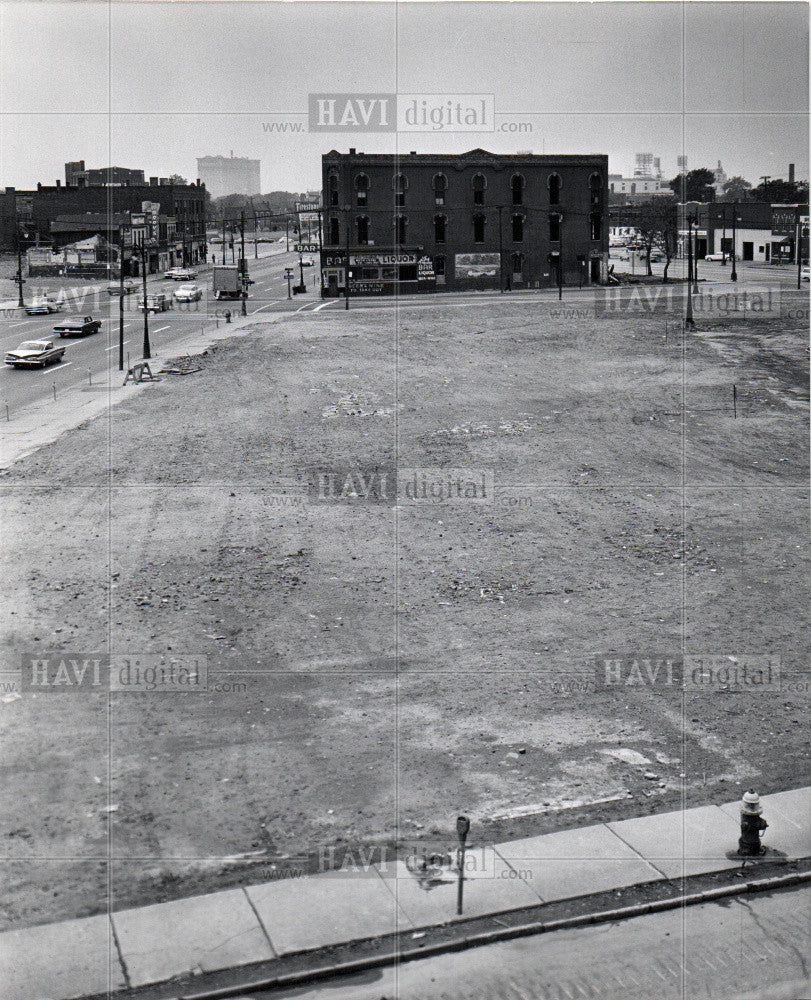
top-left (704, 252), bottom-right (728, 262)
top-left (174, 283), bottom-right (203, 302)
top-left (25, 296), bottom-right (62, 315)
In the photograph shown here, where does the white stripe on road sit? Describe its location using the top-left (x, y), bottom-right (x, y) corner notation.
top-left (312, 300), bottom-right (336, 312)
top-left (105, 341), bottom-right (129, 351)
top-left (152, 325), bottom-right (170, 332)
top-left (40, 361), bottom-right (73, 373)
top-left (248, 301), bottom-right (279, 315)
top-left (293, 301), bottom-right (317, 313)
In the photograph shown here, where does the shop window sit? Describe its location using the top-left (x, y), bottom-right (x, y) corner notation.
top-left (548, 173), bottom-right (561, 205)
top-left (511, 174), bottom-right (525, 206)
top-left (472, 173), bottom-right (486, 205)
top-left (434, 215), bottom-right (447, 243)
top-left (549, 214), bottom-right (561, 242)
top-left (355, 173), bottom-right (369, 207)
top-left (433, 173), bottom-right (447, 206)
top-left (512, 214), bottom-right (524, 242)
top-left (356, 216), bottom-right (369, 245)
top-left (473, 214), bottom-right (486, 243)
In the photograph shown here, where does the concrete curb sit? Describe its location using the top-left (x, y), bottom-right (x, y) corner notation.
top-left (176, 867), bottom-right (811, 1000)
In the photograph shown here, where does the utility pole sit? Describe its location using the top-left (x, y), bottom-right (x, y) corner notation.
top-left (691, 214), bottom-right (699, 294)
top-left (318, 208), bottom-right (324, 296)
top-left (760, 176), bottom-right (771, 200)
top-left (15, 225), bottom-right (25, 307)
top-left (239, 211), bottom-right (247, 316)
top-left (731, 203), bottom-right (738, 282)
top-left (344, 205), bottom-right (350, 310)
top-left (685, 216), bottom-right (695, 329)
top-left (139, 245), bottom-right (151, 360)
top-left (721, 206), bottom-right (727, 265)
top-left (285, 216), bottom-right (290, 252)
top-left (497, 206), bottom-right (504, 292)
top-left (221, 218), bottom-right (226, 265)
top-left (797, 206), bottom-right (803, 291)
top-left (118, 225), bottom-right (125, 371)
top-left (558, 221), bottom-right (563, 301)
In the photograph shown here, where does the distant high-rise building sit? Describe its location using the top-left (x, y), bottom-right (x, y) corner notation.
top-left (196, 153), bottom-right (261, 198)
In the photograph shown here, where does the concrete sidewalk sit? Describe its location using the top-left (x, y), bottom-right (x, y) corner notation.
top-left (1, 787), bottom-right (808, 999)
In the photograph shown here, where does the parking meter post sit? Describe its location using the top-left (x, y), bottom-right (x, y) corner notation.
top-left (456, 815), bottom-right (470, 916)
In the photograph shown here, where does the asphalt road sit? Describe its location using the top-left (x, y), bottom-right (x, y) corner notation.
top-left (0, 245), bottom-right (312, 414)
top-left (264, 886), bottom-right (811, 1000)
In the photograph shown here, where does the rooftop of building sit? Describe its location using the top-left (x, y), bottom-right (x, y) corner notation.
top-left (323, 148), bottom-right (608, 166)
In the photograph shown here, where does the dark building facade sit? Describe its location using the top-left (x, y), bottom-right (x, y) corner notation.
top-left (320, 149), bottom-right (609, 295)
top-left (64, 161), bottom-right (146, 187)
top-left (0, 178), bottom-right (207, 262)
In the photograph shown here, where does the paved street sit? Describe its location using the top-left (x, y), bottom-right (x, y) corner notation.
top-left (265, 887), bottom-right (811, 1000)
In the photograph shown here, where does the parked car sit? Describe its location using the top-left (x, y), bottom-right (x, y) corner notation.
top-left (167, 267), bottom-right (197, 281)
top-left (108, 279), bottom-right (137, 295)
top-left (25, 295), bottom-right (62, 315)
top-left (5, 340), bottom-right (66, 368)
top-left (138, 293), bottom-right (169, 313)
top-left (801, 266), bottom-right (810, 282)
top-left (53, 315), bottom-right (102, 338)
top-left (164, 267), bottom-right (182, 280)
top-left (173, 283), bottom-right (202, 302)
top-left (704, 252), bottom-right (727, 262)
top-left (301, 257), bottom-right (315, 267)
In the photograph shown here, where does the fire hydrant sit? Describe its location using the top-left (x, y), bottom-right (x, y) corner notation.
top-left (738, 789), bottom-right (768, 856)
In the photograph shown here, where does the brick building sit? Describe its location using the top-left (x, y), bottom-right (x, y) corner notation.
top-left (320, 148), bottom-right (609, 295)
top-left (0, 177), bottom-right (207, 264)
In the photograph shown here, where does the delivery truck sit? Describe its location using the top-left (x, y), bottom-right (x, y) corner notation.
top-left (213, 265), bottom-right (244, 301)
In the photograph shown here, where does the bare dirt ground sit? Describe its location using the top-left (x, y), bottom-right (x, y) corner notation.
top-left (0, 292), bottom-right (808, 929)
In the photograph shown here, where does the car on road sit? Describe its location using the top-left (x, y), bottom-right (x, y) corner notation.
top-left (704, 252), bottom-right (727, 262)
top-left (138, 293), bottom-right (169, 313)
top-left (801, 266), bottom-right (810, 282)
top-left (53, 315), bottom-right (102, 338)
top-left (165, 267), bottom-right (198, 281)
top-left (108, 279), bottom-right (137, 296)
top-left (173, 283), bottom-right (202, 302)
top-left (301, 257), bottom-right (315, 267)
top-left (25, 295), bottom-right (62, 315)
top-left (5, 340), bottom-right (66, 368)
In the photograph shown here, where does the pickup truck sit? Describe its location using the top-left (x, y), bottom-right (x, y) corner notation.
top-left (53, 315), bottom-right (102, 338)
top-left (5, 340), bottom-right (66, 368)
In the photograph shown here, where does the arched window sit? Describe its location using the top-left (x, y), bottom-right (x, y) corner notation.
top-left (512, 214), bottom-right (524, 243)
top-left (472, 173), bottom-right (487, 205)
top-left (328, 171), bottom-right (339, 207)
top-left (473, 213), bottom-right (486, 242)
top-left (393, 173), bottom-right (408, 206)
top-left (589, 212), bottom-right (601, 241)
top-left (355, 173), bottom-right (369, 206)
top-left (356, 215), bottom-right (369, 244)
top-left (589, 172), bottom-right (602, 206)
top-left (511, 174), bottom-right (525, 206)
top-left (433, 173), bottom-right (448, 206)
top-left (395, 214), bottom-right (407, 244)
top-left (434, 214), bottom-right (447, 243)
top-left (548, 173), bottom-right (561, 206)
top-left (549, 213), bottom-right (561, 242)
top-left (329, 216), bottom-right (340, 244)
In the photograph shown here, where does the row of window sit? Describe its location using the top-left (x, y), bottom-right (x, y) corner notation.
top-left (328, 171), bottom-right (603, 208)
top-left (329, 212), bottom-right (602, 245)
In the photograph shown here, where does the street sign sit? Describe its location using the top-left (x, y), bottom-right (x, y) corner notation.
top-left (296, 202), bottom-right (320, 213)
top-left (295, 243), bottom-right (320, 253)
top-left (284, 268), bottom-right (295, 278)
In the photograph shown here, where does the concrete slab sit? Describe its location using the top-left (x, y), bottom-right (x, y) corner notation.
top-left (112, 888), bottom-right (273, 988)
top-left (0, 912), bottom-right (124, 1000)
top-left (246, 869), bottom-right (412, 956)
top-left (495, 822), bottom-right (666, 901)
top-left (719, 787), bottom-right (811, 859)
top-left (377, 850), bottom-right (542, 928)
top-left (608, 804), bottom-right (741, 879)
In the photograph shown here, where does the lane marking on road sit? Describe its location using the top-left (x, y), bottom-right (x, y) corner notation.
top-left (312, 300), bottom-right (336, 311)
top-left (105, 341), bottom-right (129, 351)
top-left (152, 325), bottom-right (170, 332)
top-left (248, 301), bottom-right (279, 315)
top-left (40, 361), bottom-right (73, 373)
top-left (293, 301), bottom-right (317, 313)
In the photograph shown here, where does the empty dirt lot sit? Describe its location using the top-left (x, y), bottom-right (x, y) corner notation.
top-left (0, 291), bottom-right (808, 928)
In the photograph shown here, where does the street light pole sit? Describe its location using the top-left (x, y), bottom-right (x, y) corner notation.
top-left (15, 225), bottom-right (25, 307)
top-left (691, 214), bottom-right (699, 295)
top-left (139, 245), bottom-right (151, 360)
top-left (721, 207), bottom-right (727, 265)
top-left (118, 225), bottom-right (125, 371)
top-left (731, 203), bottom-right (738, 282)
top-left (497, 205), bottom-right (504, 293)
top-left (685, 217), bottom-right (695, 329)
top-left (344, 205), bottom-right (350, 311)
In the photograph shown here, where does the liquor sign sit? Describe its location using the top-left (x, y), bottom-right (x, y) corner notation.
top-left (417, 255), bottom-right (435, 280)
top-left (295, 243), bottom-right (320, 253)
top-left (350, 252), bottom-right (417, 266)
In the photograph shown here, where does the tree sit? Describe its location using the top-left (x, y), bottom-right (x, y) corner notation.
top-left (722, 176), bottom-right (752, 200)
top-left (669, 168), bottom-right (716, 203)
top-left (634, 199), bottom-right (678, 281)
top-left (168, 173), bottom-right (188, 185)
top-left (752, 178), bottom-right (809, 203)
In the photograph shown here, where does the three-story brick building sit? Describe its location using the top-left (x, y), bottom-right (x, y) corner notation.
top-left (320, 148), bottom-right (609, 295)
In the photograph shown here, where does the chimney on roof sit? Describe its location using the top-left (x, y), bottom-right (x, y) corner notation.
top-left (789, 163), bottom-right (795, 183)
top-left (56, 179), bottom-right (61, 188)
top-left (349, 148), bottom-right (356, 155)
top-left (37, 182), bottom-right (42, 191)
top-left (149, 176), bottom-right (158, 186)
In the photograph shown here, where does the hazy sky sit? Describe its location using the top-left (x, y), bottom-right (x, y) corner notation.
top-left (0, 1), bottom-right (807, 192)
